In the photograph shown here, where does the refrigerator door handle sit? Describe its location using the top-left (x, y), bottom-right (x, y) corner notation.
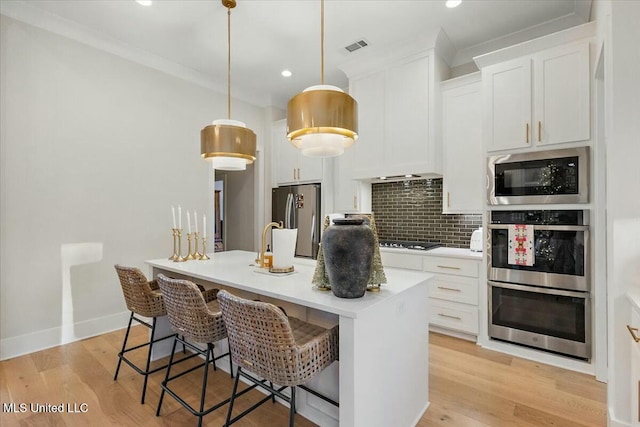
top-left (311, 213), bottom-right (316, 243)
top-left (288, 193), bottom-right (296, 229)
top-left (290, 193), bottom-right (295, 229)
top-left (284, 193), bottom-right (292, 229)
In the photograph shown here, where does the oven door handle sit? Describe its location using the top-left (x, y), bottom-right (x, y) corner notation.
top-left (488, 280), bottom-right (589, 299)
top-left (488, 224), bottom-right (589, 232)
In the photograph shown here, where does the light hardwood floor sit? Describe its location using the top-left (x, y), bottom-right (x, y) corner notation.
top-left (0, 328), bottom-right (606, 426)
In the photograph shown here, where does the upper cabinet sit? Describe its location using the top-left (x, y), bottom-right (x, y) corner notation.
top-left (441, 73), bottom-right (483, 214)
top-left (272, 119), bottom-right (324, 186)
top-left (333, 143), bottom-right (372, 213)
top-left (348, 71), bottom-right (385, 174)
top-left (483, 41), bottom-right (590, 152)
top-left (342, 49), bottom-right (447, 179)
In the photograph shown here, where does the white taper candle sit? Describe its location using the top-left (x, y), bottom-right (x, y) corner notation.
top-left (187, 211), bottom-right (192, 233)
top-left (171, 205), bottom-right (176, 229)
top-left (178, 205), bottom-right (182, 229)
top-left (203, 215), bottom-right (207, 239)
top-left (194, 211), bottom-right (198, 233)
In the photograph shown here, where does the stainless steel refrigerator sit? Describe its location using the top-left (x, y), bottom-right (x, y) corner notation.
top-left (272, 184), bottom-right (321, 259)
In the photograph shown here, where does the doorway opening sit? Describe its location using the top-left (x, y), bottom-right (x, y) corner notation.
top-left (214, 177), bottom-right (225, 252)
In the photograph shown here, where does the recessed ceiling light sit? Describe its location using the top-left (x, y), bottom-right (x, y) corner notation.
top-left (446, 0), bottom-right (462, 8)
top-left (281, 70), bottom-right (292, 77)
top-left (136, 0), bottom-right (152, 6)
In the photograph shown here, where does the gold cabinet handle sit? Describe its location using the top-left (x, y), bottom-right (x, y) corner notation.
top-left (447, 192), bottom-right (450, 208)
top-left (293, 168), bottom-right (296, 180)
top-left (437, 265), bottom-right (461, 270)
top-left (538, 121), bottom-right (542, 142)
top-left (353, 195), bottom-right (357, 209)
top-left (437, 286), bottom-right (461, 292)
top-left (438, 313), bottom-right (461, 321)
top-left (526, 123), bottom-right (530, 144)
top-left (627, 325), bottom-right (640, 342)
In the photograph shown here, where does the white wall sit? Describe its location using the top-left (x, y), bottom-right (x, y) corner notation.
top-left (0, 15), bottom-right (265, 359)
top-left (592, 0), bottom-right (640, 425)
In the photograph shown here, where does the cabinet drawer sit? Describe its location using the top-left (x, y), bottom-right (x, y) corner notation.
top-left (429, 275), bottom-right (478, 305)
top-left (380, 251), bottom-right (423, 271)
top-left (429, 299), bottom-right (478, 334)
top-left (423, 257), bottom-right (479, 278)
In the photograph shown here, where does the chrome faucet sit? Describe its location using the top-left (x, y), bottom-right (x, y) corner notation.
top-left (256, 221), bottom-right (283, 268)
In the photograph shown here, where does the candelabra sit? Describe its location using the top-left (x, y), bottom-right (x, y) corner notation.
top-left (171, 229), bottom-right (186, 262)
top-left (169, 228), bottom-right (179, 261)
top-left (185, 233), bottom-right (195, 261)
top-left (199, 237), bottom-right (210, 260)
top-left (193, 232), bottom-right (202, 259)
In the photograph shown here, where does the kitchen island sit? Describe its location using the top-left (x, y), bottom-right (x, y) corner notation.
top-left (146, 250), bottom-right (433, 427)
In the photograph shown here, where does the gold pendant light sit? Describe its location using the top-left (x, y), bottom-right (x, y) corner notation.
top-left (201, 0), bottom-right (256, 171)
top-left (286, 0), bottom-right (358, 158)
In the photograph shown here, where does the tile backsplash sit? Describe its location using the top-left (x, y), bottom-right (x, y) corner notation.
top-left (371, 178), bottom-right (482, 248)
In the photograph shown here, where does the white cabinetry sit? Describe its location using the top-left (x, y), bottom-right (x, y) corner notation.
top-left (344, 49), bottom-right (445, 179)
top-left (385, 55), bottom-right (431, 174)
top-left (333, 144), bottom-right (371, 213)
top-left (423, 256), bottom-right (480, 337)
top-left (483, 42), bottom-right (590, 152)
top-left (379, 250), bottom-right (423, 271)
top-left (379, 249), bottom-right (481, 339)
top-left (631, 305), bottom-right (640, 427)
top-left (349, 72), bottom-right (384, 173)
top-left (272, 119), bottom-right (323, 186)
top-left (441, 73), bottom-right (483, 213)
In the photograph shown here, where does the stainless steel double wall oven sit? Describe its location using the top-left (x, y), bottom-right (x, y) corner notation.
top-left (488, 210), bottom-right (590, 360)
top-left (487, 147), bottom-right (591, 360)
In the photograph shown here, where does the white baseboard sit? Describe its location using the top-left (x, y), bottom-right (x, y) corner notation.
top-left (609, 408), bottom-right (632, 427)
top-left (429, 325), bottom-right (477, 342)
top-left (0, 311), bottom-right (130, 361)
top-left (479, 338), bottom-right (595, 375)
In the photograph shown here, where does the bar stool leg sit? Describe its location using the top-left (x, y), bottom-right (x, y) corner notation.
top-left (224, 366), bottom-right (242, 426)
top-left (140, 317), bottom-right (158, 404)
top-left (156, 336), bottom-right (179, 416)
top-left (288, 386), bottom-right (296, 427)
top-left (114, 312), bottom-right (134, 381)
top-left (197, 343), bottom-right (213, 427)
top-left (269, 382), bottom-right (275, 403)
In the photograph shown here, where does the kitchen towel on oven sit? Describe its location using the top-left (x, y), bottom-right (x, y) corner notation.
top-left (508, 224), bottom-right (535, 266)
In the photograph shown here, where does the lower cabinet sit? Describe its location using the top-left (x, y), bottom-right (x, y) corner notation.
top-left (379, 251), bottom-right (423, 271)
top-left (423, 256), bottom-right (480, 337)
top-left (379, 249), bottom-right (481, 339)
top-left (631, 305), bottom-right (640, 427)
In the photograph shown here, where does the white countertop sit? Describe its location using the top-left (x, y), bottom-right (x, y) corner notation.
top-left (146, 250), bottom-right (433, 319)
top-left (379, 246), bottom-right (483, 260)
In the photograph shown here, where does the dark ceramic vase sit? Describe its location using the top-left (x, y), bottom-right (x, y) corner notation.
top-left (322, 218), bottom-right (375, 298)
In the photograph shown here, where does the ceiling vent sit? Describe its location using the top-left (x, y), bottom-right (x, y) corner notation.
top-left (345, 39), bottom-right (369, 53)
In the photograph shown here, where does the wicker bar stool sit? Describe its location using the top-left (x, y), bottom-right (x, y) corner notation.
top-left (216, 290), bottom-right (339, 427)
top-left (113, 265), bottom-right (217, 404)
top-left (155, 275), bottom-right (243, 427)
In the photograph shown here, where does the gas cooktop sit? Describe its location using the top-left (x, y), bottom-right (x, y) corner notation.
top-left (378, 240), bottom-right (442, 251)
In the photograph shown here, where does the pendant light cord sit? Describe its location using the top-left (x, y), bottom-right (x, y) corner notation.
top-left (227, 6), bottom-right (231, 119)
top-left (320, 0), bottom-right (324, 85)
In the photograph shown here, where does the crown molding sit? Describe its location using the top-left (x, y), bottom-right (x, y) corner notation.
top-left (473, 20), bottom-right (596, 69)
top-left (0, 1), bottom-right (271, 108)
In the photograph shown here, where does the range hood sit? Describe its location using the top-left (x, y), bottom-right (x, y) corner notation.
top-left (366, 172), bottom-right (443, 183)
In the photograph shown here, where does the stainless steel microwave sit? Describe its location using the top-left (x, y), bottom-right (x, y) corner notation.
top-left (488, 147), bottom-right (589, 205)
